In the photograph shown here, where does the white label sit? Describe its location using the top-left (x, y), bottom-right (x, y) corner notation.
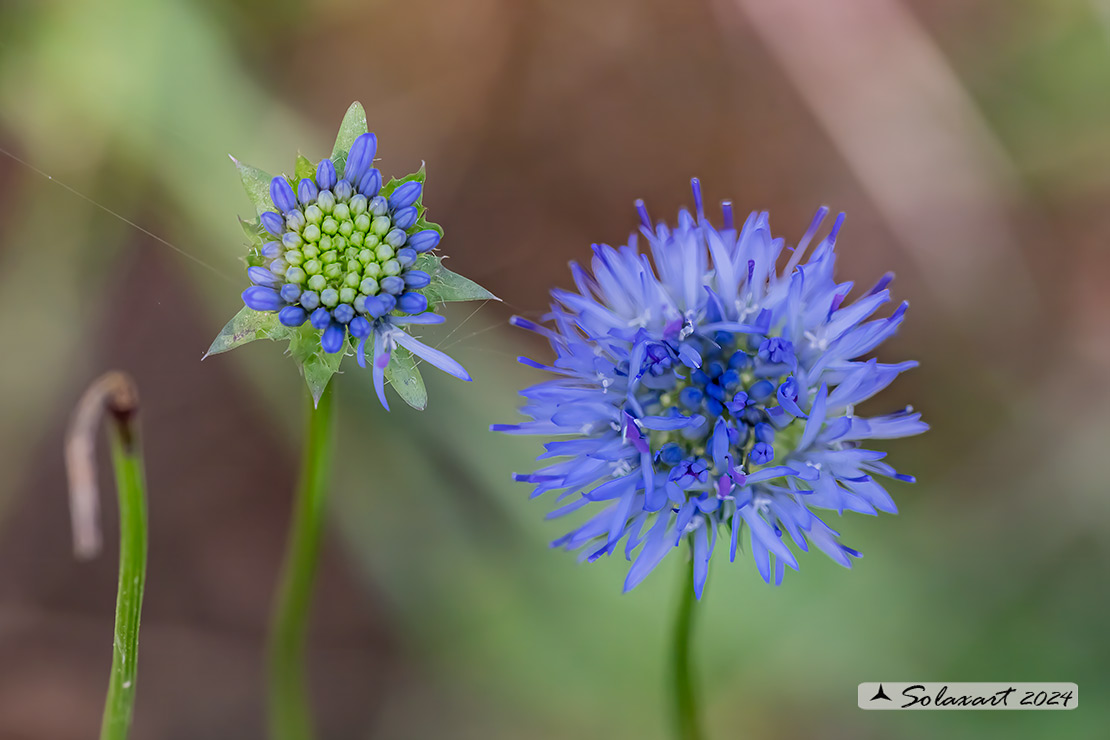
top-left (858, 683), bottom-right (1078, 710)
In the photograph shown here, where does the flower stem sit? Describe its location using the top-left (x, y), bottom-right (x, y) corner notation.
top-left (101, 418), bottom-right (148, 740)
top-left (267, 384), bottom-right (335, 740)
top-left (64, 372), bottom-right (148, 740)
top-left (671, 554), bottom-right (703, 740)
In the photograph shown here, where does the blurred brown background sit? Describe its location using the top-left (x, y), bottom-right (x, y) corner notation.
top-left (0, 0), bottom-right (1107, 738)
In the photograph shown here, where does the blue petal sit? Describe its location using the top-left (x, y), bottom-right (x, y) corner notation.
top-left (297, 178), bottom-right (318, 205)
top-left (321, 323), bottom-right (345, 354)
top-left (398, 292), bottom-right (428, 314)
top-left (358, 169), bottom-right (382, 197)
top-left (343, 132), bottom-right (377, 182)
top-left (371, 331), bottom-right (391, 410)
top-left (392, 330), bottom-right (472, 381)
top-left (407, 230), bottom-right (440, 253)
top-left (388, 180), bottom-right (422, 210)
top-left (392, 205), bottom-right (418, 230)
top-left (270, 177), bottom-right (297, 212)
top-left (242, 286), bottom-right (282, 311)
top-left (260, 212), bottom-right (284, 236)
top-left (349, 316), bottom-right (372, 339)
top-left (310, 307), bottom-right (332, 330)
top-left (404, 270), bottom-right (432, 289)
top-left (247, 266), bottom-right (280, 288)
top-left (316, 158), bottom-right (337, 190)
top-left (278, 306), bottom-right (308, 326)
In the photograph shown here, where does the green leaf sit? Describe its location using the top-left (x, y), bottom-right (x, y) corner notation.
top-left (204, 306), bottom-right (281, 358)
top-left (294, 153), bottom-right (315, 182)
top-left (331, 101), bottom-right (368, 178)
top-left (414, 215), bottom-right (444, 238)
top-left (416, 254), bottom-right (500, 304)
top-left (239, 215), bottom-right (265, 243)
top-left (285, 325), bottom-right (347, 407)
top-left (380, 162), bottom-right (427, 201)
top-left (231, 156), bottom-right (276, 217)
top-left (384, 345), bottom-right (428, 410)
top-left (205, 307), bottom-right (346, 406)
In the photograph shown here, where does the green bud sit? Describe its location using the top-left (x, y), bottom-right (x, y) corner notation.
top-left (332, 236), bottom-right (348, 251)
top-left (285, 266), bottom-right (307, 284)
top-left (344, 271), bottom-right (361, 288)
top-left (317, 190), bottom-right (336, 213)
top-left (333, 203), bottom-right (351, 221)
top-left (346, 259), bottom-right (361, 273)
top-left (376, 243), bottom-right (395, 262)
top-left (322, 217), bottom-right (339, 235)
top-left (371, 216), bottom-right (391, 236)
top-left (383, 259), bottom-right (402, 276)
top-left (285, 250), bottom-right (304, 266)
top-left (360, 277), bottom-right (380, 295)
top-left (345, 248), bottom-right (359, 260)
top-left (324, 263), bottom-right (343, 280)
top-left (321, 287), bottom-right (339, 307)
top-left (364, 234), bottom-right (380, 249)
top-left (302, 224), bottom-right (321, 242)
top-left (349, 194), bottom-right (368, 215)
top-left (358, 249), bottom-right (373, 265)
top-left (322, 250), bottom-right (338, 264)
top-left (318, 236), bottom-right (333, 252)
top-left (349, 231), bottom-right (364, 247)
top-left (304, 205), bottom-right (324, 224)
top-left (271, 259), bottom-right (288, 275)
top-left (354, 213), bottom-right (371, 233)
top-left (304, 259), bottom-right (322, 275)
top-left (338, 220), bottom-right (354, 237)
top-left (340, 287), bottom-right (357, 304)
top-left (363, 262), bottom-right (382, 278)
top-left (308, 274), bottom-right (327, 292)
top-left (303, 245), bottom-right (319, 259)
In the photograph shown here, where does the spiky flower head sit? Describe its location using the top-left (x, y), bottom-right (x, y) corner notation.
top-left (496, 180), bottom-right (927, 597)
top-left (207, 102), bottom-right (496, 409)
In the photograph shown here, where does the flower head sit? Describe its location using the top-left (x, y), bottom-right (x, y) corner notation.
top-left (207, 102), bottom-right (497, 409)
top-left (496, 180), bottom-right (926, 596)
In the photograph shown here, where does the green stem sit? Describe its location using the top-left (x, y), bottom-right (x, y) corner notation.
top-left (267, 384), bottom-right (335, 740)
top-left (671, 555), bottom-right (703, 740)
top-left (100, 413), bottom-right (148, 740)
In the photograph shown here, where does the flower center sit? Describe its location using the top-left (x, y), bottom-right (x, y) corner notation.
top-left (259, 183), bottom-right (430, 320)
top-left (643, 334), bottom-right (802, 477)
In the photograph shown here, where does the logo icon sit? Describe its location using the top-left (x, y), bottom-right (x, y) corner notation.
top-left (870, 684), bottom-right (892, 701)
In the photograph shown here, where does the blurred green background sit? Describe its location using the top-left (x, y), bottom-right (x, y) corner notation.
top-left (0, 0), bottom-right (1107, 738)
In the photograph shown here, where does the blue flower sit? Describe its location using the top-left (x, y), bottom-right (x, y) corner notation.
top-left (495, 180), bottom-right (926, 596)
top-left (238, 131), bottom-right (474, 409)
top-left (211, 104), bottom-right (498, 410)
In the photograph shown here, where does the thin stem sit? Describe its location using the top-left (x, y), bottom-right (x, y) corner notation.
top-left (100, 424), bottom-right (148, 740)
top-left (671, 555), bottom-right (703, 740)
top-left (267, 384), bottom-right (335, 740)
top-left (64, 371), bottom-right (148, 740)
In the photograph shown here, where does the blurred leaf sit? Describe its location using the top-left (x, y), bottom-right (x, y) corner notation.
top-left (417, 254), bottom-right (500, 304)
top-left (385, 345), bottom-right (428, 410)
top-left (231, 156), bottom-right (275, 217)
top-left (331, 100), bottom-right (368, 178)
top-left (294, 153), bottom-right (315, 182)
top-left (204, 306), bottom-right (280, 358)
